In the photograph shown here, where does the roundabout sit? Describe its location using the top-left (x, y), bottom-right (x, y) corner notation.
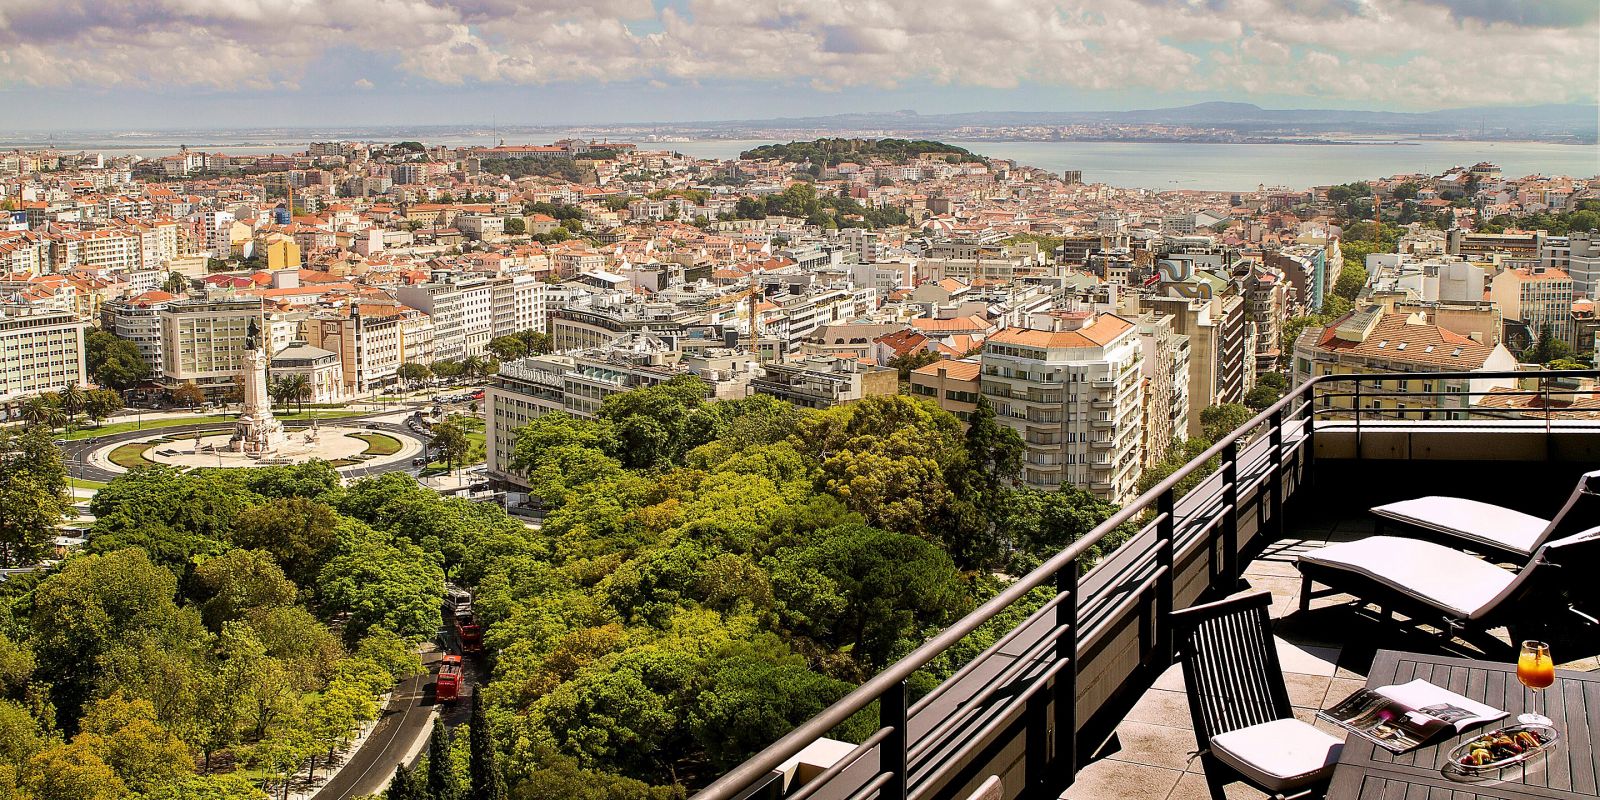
top-left (64, 412), bottom-right (433, 484)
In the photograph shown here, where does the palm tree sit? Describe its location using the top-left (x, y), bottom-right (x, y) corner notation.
top-left (268, 377), bottom-right (294, 412)
top-left (282, 374), bottom-right (312, 414)
top-left (21, 396), bottom-right (66, 432)
top-left (57, 384), bottom-right (86, 423)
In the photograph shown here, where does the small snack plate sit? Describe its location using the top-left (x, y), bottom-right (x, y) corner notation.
top-left (1443, 724), bottom-right (1561, 776)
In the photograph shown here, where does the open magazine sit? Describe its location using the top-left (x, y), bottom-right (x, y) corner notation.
top-left (1317, 678), bottom-right (1507, 753)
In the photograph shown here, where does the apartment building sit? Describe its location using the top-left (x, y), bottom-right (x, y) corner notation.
top-left (1489, 265), bottom-right (1576, 350)
top-left (159, 297), bottom-right (265, 392)
top-left (1131, 292), bottom-right (1252, 438)
top-left (0, 306), bottom-right (87, 417)
top-left (302, 304), bottom-right (409, 396)
top-left (395, 279), bottom-right (493, 360)
top-left (1291, 307), bottom-right (1518, 420)
top-left (750, 357), bottom-right (898, 409)
top-left (979, 312), bottom-right (1144, 503)
top-left (269, 341), bottom-right (345, 405)
top-left (1134, 312), bottom-right (1192, 462)
top-left (1540, 232), bottom-right (1599, 299)
top-left (100, 290), bottom-right (178, 370)
top-left (909, 359), bottom-right (982, 425)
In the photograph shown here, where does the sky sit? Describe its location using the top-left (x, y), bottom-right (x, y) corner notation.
top-left (0, 0), bottom-right (1596, 131)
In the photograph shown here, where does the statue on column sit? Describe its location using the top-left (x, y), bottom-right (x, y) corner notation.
top-left (230, 315), bottom-right (286, 456)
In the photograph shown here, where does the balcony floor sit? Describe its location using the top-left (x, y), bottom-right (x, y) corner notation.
top-left (1060, 511), bottom-right (1600, 800)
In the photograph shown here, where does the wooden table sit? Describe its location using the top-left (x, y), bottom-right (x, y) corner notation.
top-left (1327, 649), bottom-right (1599, 800)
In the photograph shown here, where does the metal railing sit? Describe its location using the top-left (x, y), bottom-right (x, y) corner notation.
top-left (695, 369), bottom-right (1599, 800)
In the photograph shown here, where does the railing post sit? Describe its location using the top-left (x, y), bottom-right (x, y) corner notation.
top-left (1155, 488), bottom-right (1175, 667)
top-left (1222, 439), bottom-right (1240, 588)
top-left (1054, 560), bottom-right (1079, 784)
top-left (1353, 378), bottom-right (1363, 459)
top-left (881, 679), bottom-right (909, 800)
top-left (1269, 406), bottom-right (1284, 539)
top-left (1302, 386), bottom-right (1316, 490)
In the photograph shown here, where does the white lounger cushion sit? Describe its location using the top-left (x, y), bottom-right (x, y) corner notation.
top-left (1371, 496), bottom-right (1549, 555)
top-left (1210, 718), bottom-right (1343, 791)
top-left (1298, 536), bottom-right (1514, 619)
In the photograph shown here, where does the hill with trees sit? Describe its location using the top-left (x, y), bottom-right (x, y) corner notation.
top-left (740, 138), bottom-right (980, 166)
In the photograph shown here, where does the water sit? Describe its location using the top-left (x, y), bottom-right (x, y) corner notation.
top-left (15, 134), bottom-right (1597, 191)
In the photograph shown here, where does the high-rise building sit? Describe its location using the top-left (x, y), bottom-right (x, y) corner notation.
top-left (159, 297), bottom-right (264, 392)
top-left (1540, 232), bottom-right (1599, 299)
top-left (980, 312), bottom-right (1144, 502)
top-left (1489, 265), bottom-right (1576, 350)
top-left (0, 306), bottom-right (87, 417)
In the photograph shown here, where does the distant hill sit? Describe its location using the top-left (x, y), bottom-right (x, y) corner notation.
top-left (698, 103), bottom-right (1598, 140)
top-left (739, 137), bottom-right (979, 165)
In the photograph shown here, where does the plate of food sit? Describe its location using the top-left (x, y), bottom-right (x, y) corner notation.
top-left (1444, 724), bottom-right (1560, 775)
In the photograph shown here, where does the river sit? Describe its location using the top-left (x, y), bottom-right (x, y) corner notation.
top-left (16, 134), bottom-right (1597, 192)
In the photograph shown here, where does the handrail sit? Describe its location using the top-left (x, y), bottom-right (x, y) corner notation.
top-left (692, 368), bottom-right (1599, 800)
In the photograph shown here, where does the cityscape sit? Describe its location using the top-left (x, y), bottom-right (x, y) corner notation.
top-left (1, 3), bottom-right (1599, 800)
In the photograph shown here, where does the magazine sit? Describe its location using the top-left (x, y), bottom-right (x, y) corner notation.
top-left (1317, 678), bottom-right (1507, 753)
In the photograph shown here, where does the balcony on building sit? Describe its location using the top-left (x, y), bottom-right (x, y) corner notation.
top-left (695, 370), bottom-right (1600, 800)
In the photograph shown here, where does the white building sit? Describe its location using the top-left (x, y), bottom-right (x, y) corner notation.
top-left (0, 306), bottom-right (88, 417)
top-left (980, 312), bottom-right (1145, 502)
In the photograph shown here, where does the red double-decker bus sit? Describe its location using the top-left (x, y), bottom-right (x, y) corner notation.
top-left (454, 611), bottom-right (482, 653)
top-left (436, 654), bottom-right (463, 702)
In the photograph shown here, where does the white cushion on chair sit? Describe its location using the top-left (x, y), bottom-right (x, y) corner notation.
top-left (1209, 718), bottom-right (1343, 792)
top-left (1298, 536), bottom-right (1515, 619)
top-left (1371, 496), bottom-right (1549, 555)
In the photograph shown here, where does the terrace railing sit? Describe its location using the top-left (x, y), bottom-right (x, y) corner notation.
top-left (696, 369), bottom-right (1600, 800)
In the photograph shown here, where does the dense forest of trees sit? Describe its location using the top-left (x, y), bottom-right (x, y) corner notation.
top-left (453, 378), bottom-right (1136, 795)
top-left (731, 182), bottom-right (908, 230)
top-left (0, 455), bottom-right (450, 798)
top-left (740, 138), bottom-right (978, 166)
top-left (2, 376), bottom-right (1136, 798)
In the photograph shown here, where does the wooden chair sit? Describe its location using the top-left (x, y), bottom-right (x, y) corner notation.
top-left (1173, 592), bottom-right (1342, 800)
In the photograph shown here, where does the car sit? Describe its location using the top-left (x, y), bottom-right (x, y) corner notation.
top-left (412, 457), bottom-right (427, 466)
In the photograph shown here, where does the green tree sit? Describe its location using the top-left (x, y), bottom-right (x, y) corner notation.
top-left (0, 425), bottom-right (69, 567)
top-left (431, 417), bottom-right (472, 475)
top-left (228, 497), bottom-right (341, 587)
top-left (23, 740), bottom-right (127, 800)
top-left (1528, 324), bottom-right (1573, 364)
top-left (503, 217), bottom-right (526, 235)
top-left (388, 764), bottom-right (425, 800)
top-left (468, 692), bottom-right (504, 800)
top-left (1200, 403), bottom-right (1254, 443)
top-left (316, 529), bottom-right (445, 640)
top-left (74, 693), bottom-right (195, 794)
top-left (425, 719), bottom-right (461, 800)
top-left (1244, 382), bottom-right (1282, 411)
top-left (192, 549), bottom-right (298, 629)
top-left (398, 362), bottom-right (433, 389)
top-left (84, 388), bottom-right (124, 426)
top-left (57, 383), bottom-right (87, 426)
top-left (938, 395), bottom-right (1024, 569)
top-left (886, 350), bottom-right (940, 381)
top-left (21, 395), bottom-right (66, 431)
top-left (85, 328), bottom-right (152, 391)
top-left (767, 524), bottom-right (969, 671)
top-left (487, 335), bottom-right (530, 361)
top-left (29, 549), bottom-right (187, 727)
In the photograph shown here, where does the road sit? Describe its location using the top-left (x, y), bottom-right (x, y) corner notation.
top-left (312, 616), bottom-right (482, 799)
top-left (312, 650), bottom-right (442, 800)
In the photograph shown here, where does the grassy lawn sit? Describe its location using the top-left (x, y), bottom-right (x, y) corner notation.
top-left (59, 409), bottom-right (367, 440)
top-left (348, 432), bottom-right (403, 457)
top-left (107, 442), bottom-right (156, 469)
top-left (424, 417), bottom-right (486, 473)
top-left (67, 476), bottom-right (109, 491)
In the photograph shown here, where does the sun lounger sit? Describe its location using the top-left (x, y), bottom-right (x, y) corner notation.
top-left (1370, 469), bottom-right (1599, 560)
top-left (1296, 524), bottom-right (1600, 641)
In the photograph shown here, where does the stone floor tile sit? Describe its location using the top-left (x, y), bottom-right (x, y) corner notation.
top-left (1276, 640), bottom-right (1341, 677)
top-left (1284, 671), bottom-right (1334, 709)
top-left (1060, 757), bottom-right (1183, 800)
top-left (1167, 770), bottom-right (1269, 799)
top-left (1105, 720), bottom-right (1206, 771)
top-left (1124, 688), bottom-right (1195, 729)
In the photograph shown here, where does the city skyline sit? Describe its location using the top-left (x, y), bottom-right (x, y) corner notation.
top-left (1, 0), bottom-right (1597, 129)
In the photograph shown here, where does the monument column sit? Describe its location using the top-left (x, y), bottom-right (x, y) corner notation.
top-left (230, 317), bottom-right (286, 455)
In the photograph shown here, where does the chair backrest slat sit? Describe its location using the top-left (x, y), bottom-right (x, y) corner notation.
top-left (1173, 591), bottom-right (1294, 745)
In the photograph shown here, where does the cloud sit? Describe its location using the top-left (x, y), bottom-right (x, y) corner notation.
top-left (0, 0), bottom-right (1593, 108)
